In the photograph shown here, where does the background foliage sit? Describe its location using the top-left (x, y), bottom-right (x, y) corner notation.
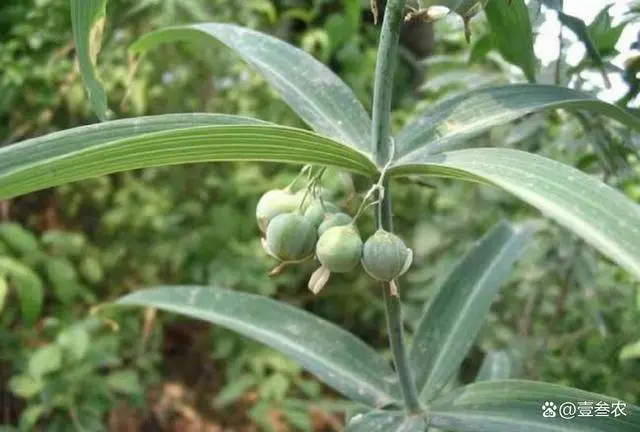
top-left (1, 0), bottom-right (639, 430)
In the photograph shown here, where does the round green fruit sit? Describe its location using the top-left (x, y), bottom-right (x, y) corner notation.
top-left (318, 212), bottom-right (353, 237)
top-left (303, 199), bottom-right (340, 228)
top-left (316, 225), bottom-right (363, 273)
top-left (361, 229), bottom-right (413, 281)
top-left (256, 189), bottom-right (299, 234)
top-left (264, 213), bottom-right (317, 262)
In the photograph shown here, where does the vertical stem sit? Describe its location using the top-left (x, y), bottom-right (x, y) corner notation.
top-left (554, 13), bottom-right (564, 85)
top-left (371, 0), bottom-right (422, 413)
top-left (381, 191), bottom-right (421, 413)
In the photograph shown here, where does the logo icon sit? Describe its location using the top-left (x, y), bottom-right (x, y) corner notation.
top-left (542, 401), bottom-right (557, 418)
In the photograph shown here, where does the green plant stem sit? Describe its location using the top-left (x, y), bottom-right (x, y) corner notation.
top-left (370, 0), bottom-right (422, 414)
top-left (380, 186), bottom-right (421, 414)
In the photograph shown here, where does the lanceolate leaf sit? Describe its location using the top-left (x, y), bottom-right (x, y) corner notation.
top-left (390, 148), bottom-right (640, 281)
top-left (429, 380), bottom-right (640, 431)
top-left (130, 23), bottom-right (373, 153)
top-left (70, 0), bottom-right (109, 120)
top-left (0, 115), bottom-right (377, 200)
top-left (409, 220), bottom-right (536, 402)
top-left (484, 0), bottom-right (536, 82)
top-left (542, 0), bottom-right (614, 84)
top-left (556, 11), bottom-right (610, 85)
top-left (474, 350), bottom-right (519, 382)
top-left (395, 84), bottom-right (640, 159)
top-left (588, 5), bottom-right (625, 57)
top-left (347, 410), bottom-right (427, 432)
top-left (115, 286), bottom-right (399, 408)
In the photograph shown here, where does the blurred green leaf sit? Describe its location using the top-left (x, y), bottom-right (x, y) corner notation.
top-left (56, 325), bottom-right (90, 362)
top-left (484, 0), bottom-right (536, 82)
top-left (475, 350), bottom-right (519, 381)
top-left (544, 4), bottom-right (613, 86)
top-left (0, 118), bottom-right (377, 201)
top-left (620, 340), bottom-right (640, 361)
top-left (390, 148), bottom-right (640, 282)
top-left (469, 33), bottom-right (494, 64)
top-left (214, 375), bottom-right (257, 408)
top-left (395, 84), bottom-right (640, 159)
top-left (250, 0), bottom-right (278, 23)
top-left (0, 274), bottom-right (7, 314)
top-left (258, 373), bottom-right (290, 401)
top-left (70, 0), bottom-right (109, 120)
top-left (422, 0), bottom-right (464, 10)
top-left (0, 257), bottom-right (44, 325)
top-left (41, 231), bottom-right (86, 257)
top-left (29, 344), bottom-right (63, 377)
top-left (0, 223), bottom-right (41, 256)
top-left (429, 380), bottom-right (640, 431)
top-left (410, 220), bottom-right (536, 402)
top-left (18, 405), bottom-right (45, 431)
top-left (115, 286), bottom-right (400, 408)
top-left (130, 23), bottom-right (373, 153)
top-left (346, 410), bottom-right (427, 432)
top-left (9, 375), bottom-right (43, 399)
top-left (45, 258), bottom-right (79, 304)
top-left (78, 256), bottom-right (104, 284)
top-left (107, 370), bottom-right (142, 395)
top-left (281, 407), bottom-right (313, 431)
top-left (588, 5), bottom-right (624, 57)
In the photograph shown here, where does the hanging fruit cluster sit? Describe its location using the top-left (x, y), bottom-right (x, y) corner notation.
top-left (256, 167), bottom-right (413, 295)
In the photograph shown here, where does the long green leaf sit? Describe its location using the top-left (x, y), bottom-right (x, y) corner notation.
top-left (115, 286), bottom-right (399, 408)
top-left (70, 0), bottom-right (109, 120)
top-left (395, 84), bottom-right (640, 160)
top-left (429, 380), bottom-right (640, 431)
top-left (0, 113), bottom-right (264, 174)
top-left (484, 0), bottom-right (536, 82)
top-left (0, 115), bottom-right (377, 200)
top-left (130, 23), bottom-right (372, 153)
top-left (347, 410), bottom-right (427, 432)
top-left (390, 148), bottom-right (640, 281)
top-left (474, 350), bottom-right (519, 382)
top-left (409, 220), bottom-right (536, 402)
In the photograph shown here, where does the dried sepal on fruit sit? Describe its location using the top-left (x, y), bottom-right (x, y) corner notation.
top-left (308, 225), bottom-right (363, 294)
top-left (262, 212), bottom-right (317, 275)
top-left (361, 229), bottom-right (413, 283)
top-left (295, 187), bottom-right (331, 211)
top-left (256, 188), bottom-right (299, 234)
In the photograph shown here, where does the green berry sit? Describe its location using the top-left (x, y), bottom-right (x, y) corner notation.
top-left (361, 229), bottom-right (413, 281)
top-left (264, 213), bottom-right (317, 263)
top-left (318, 212), bottom-right (353, 237)
top-left (256, 189), bottom-right (299, 234)
top-left (303, 199), bottom-right (340, 228)
top-left (316, 225), bottom-right (363, 273)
